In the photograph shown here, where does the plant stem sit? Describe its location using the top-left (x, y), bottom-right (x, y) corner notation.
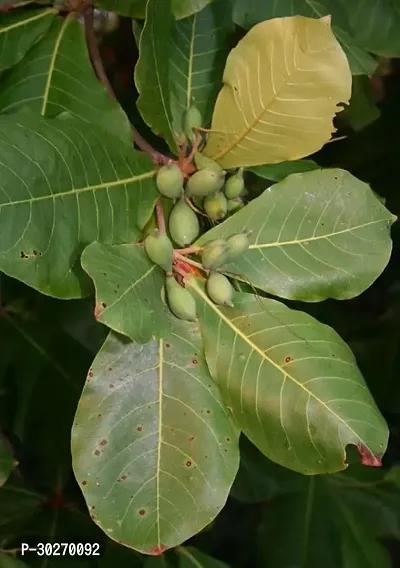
top-left (184, 197), bottom-right (208, 217)
top-left (174, 246), bottom-right (201, 255)
top-left (155, 199), bottom-right (166, 234)
top-left (174, 253), bottom-right (206, 272)
top-left (83, 7), bottom-right (169, 165)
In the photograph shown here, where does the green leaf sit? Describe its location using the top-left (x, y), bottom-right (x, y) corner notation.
top-left (203, 16), bottom-right (351, 168)
top-left (0, 477), bottom-right (45, 529)
top-left (257, 475), bottom-right (391, 568)
top-left (0, 8), bottom-right (56, 73)
top-left (93, 0), bottom-right (144, 18)
top-left (169, 0), bottom-right (233, 133)
top-left (0, 115), bottom-right (157, 298)
top-left (187, 281), bottom-right (388, 474)
top-left (126, 0), bottom-right (213, 20)
top-left (342, 0), bottom-right (400, 57)
top-left (81, 242), bottom-right (170, 343)
top-left (71, 321), bottom-right (239, 554)
top-left (231, 436), bottom-right (304, 503)
top-left (177, 547), bottom-right (231, 568)
top-left (0, 554), bottom-right (28, 568)
top-left (0, 436), bottom-right (17, 488)
top-left (1, 309), bottom-right (91, 484)
top-left (232, 0), bottom-right (378, 76)
top-left (248, 159), bottom-right (318, 182)
top-left (341, 75), bottom-right (381, 132)
top-left (135, 0), bottom-right (177, 153)
top-left (0, 14), bottom-right (131, 144)
top-left (196, 169), bottom-right (395, 302)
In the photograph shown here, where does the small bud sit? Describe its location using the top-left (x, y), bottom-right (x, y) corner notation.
top-left (207, 273), bottom-right (234, 307)
top-left (186, 169), bottom-right (226, 198)
top-left (201, 239), bottom-right (230, 270)
top-left (156, 163), bottom-right (184, 199)
top-left (169, 199), bottom-right (200, 247)
top-left (194, 153), bottom-right (224, 174)
top-left (144, 230), bottom-right (173, 273)
top-left (166, 276), bottom-right (197, 321)
top-left (204, 192), bottom-right (228, 221)
top-left (227, 198), bottom-right (244, 213)
top-left (224, 168), bottom-right (245, 199)
top-left (226, 231), bottom-right (251, 262)
top-left (184, 103), bottom-right (202, 142)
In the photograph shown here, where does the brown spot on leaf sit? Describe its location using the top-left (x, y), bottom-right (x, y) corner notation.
top-left (88, 371), bottom-right (94, 377)
top-left (284, 355), bottom-right (293, 363)
top-left (108, 367), bottom-right (113, 371)
top-left (94, 450), bottom-right (101, 456)
top-left (121, 475), bottom-right (127, 480)
top-left (165, 343), bottom-right (170, 348)
top-left (82, 480), bottom-right (87, 486)
top-left (188, 436), bottom-right (195, 442)
top-left (109, 384), bottom-right (114, 388)
top-left (33, 250), bottom-right (42, 256)
top-left (192, 359), bottom-right (198, 366)
top-left (99, 439), bottom-right (107, 446)
top-left (138, 509), bottom-right (146, 516)
top-left (97, 413), bottom-right (102, 418)
top-left (186, 460), bottom-right (192, 467)
top-left (137, 425), bottom-right (143, 432)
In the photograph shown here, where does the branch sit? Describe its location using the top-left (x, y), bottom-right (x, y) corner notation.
top-left (155, 199), bottom-right (166, 234)
top-left (83, 7), bottom-right (169, 165)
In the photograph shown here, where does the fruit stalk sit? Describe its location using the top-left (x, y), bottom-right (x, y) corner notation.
top-left (155, 199), bottom-right (166, 234)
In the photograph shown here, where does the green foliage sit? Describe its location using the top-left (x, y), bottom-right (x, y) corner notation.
top-left (0, 2), bottom-right (399, 567)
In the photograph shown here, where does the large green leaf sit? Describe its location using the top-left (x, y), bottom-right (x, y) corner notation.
top-left (257, 475), bottom-right (391, 568)
top-left (342, 0), bottom-right (400, 57)
top-left (81, 242), bottom-right (170, 343)
top-left (177, 546), bottom-right (231, 568)
top-left (340, 75), bottom-right (381, 133)
top-left (0, 14), bottom-right (131, 144)
top-left (248, 159), bottom-right (318, 182)
top-left (203, 16), bottom-right (351, 168)
top-left (0, 115), bottom-right (157, 298)
top-left (170, 0), bottom-right (233, 133)
top-left (0, 436), bottom-right (16, 488)
top-left (135, 0), bottom-right (177, 153)
top-left (0, 554), bottom-right (28, 568)
top-left (196, 169), bottom-right (395, 302)
top-left (72, 321), bottom-right (239, 554)
top-left (126, 0), bottom-right (213, 20)
top-left (232, 0), bottom-right (377, 75)
top-left (0, 8), bottom-right (56, 73)
top-left (187, 281), bottom-right (388, 474)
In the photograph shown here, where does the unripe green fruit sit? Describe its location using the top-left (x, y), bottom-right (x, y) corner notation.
top-left (144, 230), bottom-right (173, 273)
top-left (165, 276), bottom-right (197, 321)
top-left (226, 231), bottom-right (251, 262)
top-left (201, 239), bottom-right (230, 270)
top-left (207, 272), bottom-right (234, 307)
top-left (194, 153), bottom-right (224, 174)
top-left (204, 192), bottom-right (228, 221)
top-left (184, 104), bottom-right (202, 142)
top-left (186, 169), bottom-right (226, 198)
top-left (169, 199), bottom-right (200, 246)
top-left (156, 163), bottom-right (184, 199)
top-left (224, 167), bottom-right (245, 199)
top-left (227, 198), bottom-right (244, 213)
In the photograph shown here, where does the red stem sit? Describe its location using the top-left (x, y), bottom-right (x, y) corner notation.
top-left (83, 7), bottom-right (169, 165)
top-left (155, 199), bottom-right (166, 234)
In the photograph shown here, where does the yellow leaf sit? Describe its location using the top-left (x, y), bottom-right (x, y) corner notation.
top-left (203, 16), bottom-right (351, 168)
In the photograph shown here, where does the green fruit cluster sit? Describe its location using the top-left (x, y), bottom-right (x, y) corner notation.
top-left (165, 276), bottom-right (197, 322)
top-left (201, 231), bottom-right (251, 270)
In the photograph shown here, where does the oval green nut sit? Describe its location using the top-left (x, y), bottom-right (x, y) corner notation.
top-left (144, 230), bottom-right (173, 273)
top-left (207, 272), bottom-right (234, 307)
top-left (226, 231), bottom-right (251, 262)
top-left (201, 239), bottom-right (230, 270)
top-left (165, 276), bottom-right (197, 321)
top-left (186, 169), bottom-right (226, 198)
top-left (194, 153), bottom-right (224, 174)
top-left (204, 192), bottom-right (228, 221)
top-left (169, 198), bottom-right (200, 247)
top-left (227, 197), bottom-right (244, 213)
top-left (224, 167), bottom-right (245, 199)
top-left (184, 103), bottom-right (202, 142)
top-left (156, 163), bottom-right (184, 199)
